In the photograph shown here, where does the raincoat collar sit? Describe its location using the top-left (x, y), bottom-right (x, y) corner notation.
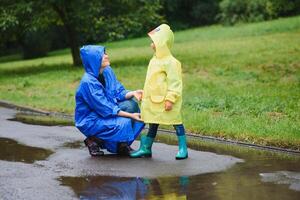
top-left (80, 45), bottom-right (105, 78)
top-left (148, 24), bottom-right (174, 59)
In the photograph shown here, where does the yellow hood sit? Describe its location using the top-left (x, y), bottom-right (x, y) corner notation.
top-left (148, 24), bottom-right (174, 58)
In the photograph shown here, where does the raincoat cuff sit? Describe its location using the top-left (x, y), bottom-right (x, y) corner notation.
top-left (165, 93), bottom-right (176, 103)
top-left (118, 90), bottom-right (130, 101)
top-left (123, 90), bottom-right (131, 100)
top-left (113, 106), bottom-right (121, 115)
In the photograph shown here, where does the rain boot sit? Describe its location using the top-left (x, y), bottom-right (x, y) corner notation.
top-left (130, 135), bottom-right (154, 158)
top-left (117, 142), bottom-right (131, 156)
top-left (84, 137), bottom-right (104, 157)
top-left (176, 135), bottom-right (188, 160)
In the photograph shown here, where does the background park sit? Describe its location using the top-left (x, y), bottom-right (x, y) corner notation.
top-left (1, 0), bottom-right (299, 150)
top-left (1, 1), bottom-right (300, 199)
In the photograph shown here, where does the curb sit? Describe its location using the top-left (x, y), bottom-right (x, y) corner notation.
top-left (155, 128), bottom-right (300, 155)
top-left (1, 100), bottom-right (299, 155)
top-left (0, 100), bottom-right (73, 119)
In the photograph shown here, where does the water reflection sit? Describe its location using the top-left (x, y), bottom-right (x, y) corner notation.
top-left (260, 171), bottom-right (300, 191)
top-left (60, 159), bottom-right (300, 200)
top-left (59, 135), bottom-right (300, 200)
top-left (0, 137), bottom-right (53, 163)
top-left (60, 176), bottom-right (189, 200)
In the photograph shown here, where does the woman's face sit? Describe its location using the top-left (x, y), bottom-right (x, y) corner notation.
top-left (101, 53), bottom-right (110, 68)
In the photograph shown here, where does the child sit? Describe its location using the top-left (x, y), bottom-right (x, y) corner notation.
top-left (130, 24), bottom-right (188, 160)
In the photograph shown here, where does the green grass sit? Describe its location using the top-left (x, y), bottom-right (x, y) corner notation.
top-left (11, 113), bottom-right (73, 126)
top-left (0, 54), bottom-right (22, 63)
top-left (0, 16), bottom-right (300, 149)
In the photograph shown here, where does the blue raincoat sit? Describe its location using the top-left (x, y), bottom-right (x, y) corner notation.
top-left (75, 45), bottom-right (144, 153)
top-left (80, 178), bottom-right (148, 199)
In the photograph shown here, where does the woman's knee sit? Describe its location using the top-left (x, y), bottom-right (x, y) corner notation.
top-left (119, 99), bottom-right (140, 113)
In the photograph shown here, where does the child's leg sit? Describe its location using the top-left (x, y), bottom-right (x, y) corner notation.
top-left (130, 123), bottom-right (158, 158)
top-left (173, 124), bottom-right (188, 160)
top-left (147, 123), bottom-right (159, 138)
top-left (173, 124), bottom-right (185, 136)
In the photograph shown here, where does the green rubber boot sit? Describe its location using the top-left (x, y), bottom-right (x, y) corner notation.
top-left (130, 135), bottom-right (154, 158)
top-left (176, 135), bottom-right (188, 160)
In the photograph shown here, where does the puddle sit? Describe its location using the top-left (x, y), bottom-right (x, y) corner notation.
top-left (59, 146), bottom-right (300, 200)
top-left (59, 176), bottom-right (190, 200)
top-left (58, 130), bottom-right (300, 200)
top-left (260, 171), bottom-right (300, 191)
top-left (0, 137), bottom-right (53, 163)
top-left (60, 164), bottom-right (300, 200)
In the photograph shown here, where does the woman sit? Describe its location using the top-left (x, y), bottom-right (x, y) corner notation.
top-left (75, 45), bottom-right (144, 156)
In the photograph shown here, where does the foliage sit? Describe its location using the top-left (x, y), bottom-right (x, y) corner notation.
top-left (218, 0), bottom-right (300, 25)
top-left (0, 0), bottom-right (164, 64)
top-left (0, 1), bottom-right (41, 56)
top-left (1, 0), bottom-right (300, 61)
top-left (162, 0), bottom-right (221, 29)
top-left (91, 0), bottom-right (164, 41)
top-left (22, 29), bottom-right (51, 59)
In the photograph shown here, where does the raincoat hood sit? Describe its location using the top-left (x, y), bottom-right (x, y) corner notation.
top-left (80, 45), bottom-right (105, 78)
top-left (148, 24), bottom-right (174, 58)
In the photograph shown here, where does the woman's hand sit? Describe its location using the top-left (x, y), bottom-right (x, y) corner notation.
top-left (133, 90), bottom-right (143, 101)
top-left (165, 100), bottom-right (173, 111)
top-left (130, 113), bottom-right (143, 122)
top-left (118, 111), bottom-right (143, 122)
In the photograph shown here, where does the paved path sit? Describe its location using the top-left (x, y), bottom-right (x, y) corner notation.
top-left (0, 107), bottom-right (242, 199)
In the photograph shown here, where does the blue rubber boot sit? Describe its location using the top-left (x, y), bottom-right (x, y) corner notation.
top-left (130, 135), bottom-right (154, 158)
top-left (176, 135), bottom-right (188, 160)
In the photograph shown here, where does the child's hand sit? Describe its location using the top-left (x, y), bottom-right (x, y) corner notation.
top-left (165, 100), bottom-right (173, 111)
top-left (133, 90), bottom-right (143, 101)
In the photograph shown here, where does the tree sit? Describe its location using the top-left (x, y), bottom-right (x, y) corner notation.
top-left (0, 0), bottom-right (41, 57)
top-left (0, 0), bottom-right (164, 66)
top-left (161, 0), bottom-right (221, 29)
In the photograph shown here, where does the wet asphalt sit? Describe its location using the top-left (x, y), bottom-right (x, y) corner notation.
top-left (0, 107), bottom-right (242, 199)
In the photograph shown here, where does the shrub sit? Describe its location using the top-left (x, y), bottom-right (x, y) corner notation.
top-left (219, 0), bottom-right (300, 25)
top-left (162, 0), bottom-right (221, 29)
top-left (22, 29), bottom-right (51, 59)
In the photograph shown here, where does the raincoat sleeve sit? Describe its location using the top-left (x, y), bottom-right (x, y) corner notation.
top-left (82, 81), bottom-right (120, 118)
top-left (115, 79), bottom-right (130, 101)
top-left (165, 60), bottom-right (182, 103)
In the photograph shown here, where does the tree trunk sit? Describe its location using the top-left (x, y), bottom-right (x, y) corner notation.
top-left (51, 3), bottom-right (81, 66)
top-left (65, 24), bottom-right (81, 66)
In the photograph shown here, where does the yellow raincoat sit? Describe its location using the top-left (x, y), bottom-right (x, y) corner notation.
top-left (141, 24), bottom-right (183, 125)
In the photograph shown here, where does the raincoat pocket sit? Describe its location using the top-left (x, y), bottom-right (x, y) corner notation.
top-left (149, 71), bottom-right (167, 103)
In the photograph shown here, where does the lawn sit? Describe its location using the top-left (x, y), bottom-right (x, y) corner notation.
top-left (0, 16), bottom-right (299, 149)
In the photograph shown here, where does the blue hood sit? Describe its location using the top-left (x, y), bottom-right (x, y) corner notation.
top-left (80, 45), bottom-right (105, 78)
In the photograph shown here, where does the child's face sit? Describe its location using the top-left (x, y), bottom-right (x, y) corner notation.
top-left (150, 42), bottom-right (156, 51)
top-left (101, 53), bottom-right (110, 68)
